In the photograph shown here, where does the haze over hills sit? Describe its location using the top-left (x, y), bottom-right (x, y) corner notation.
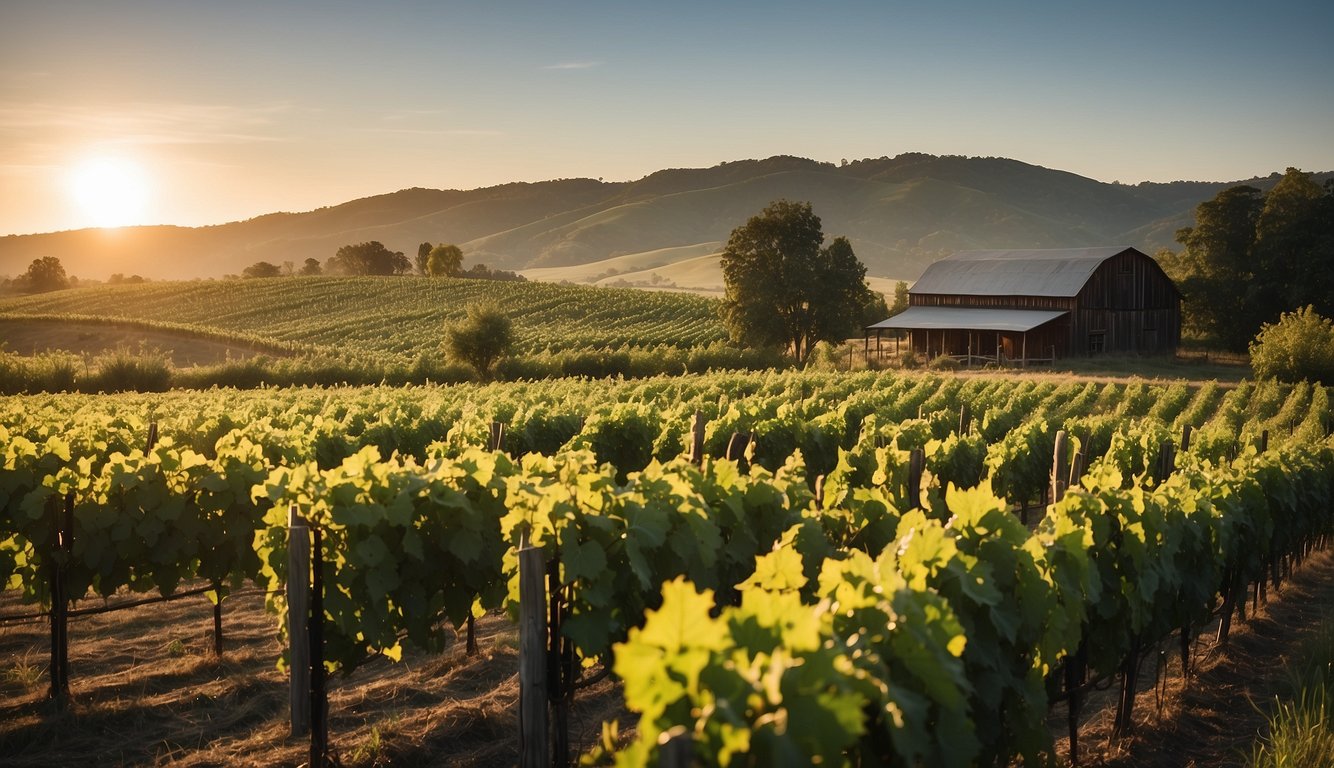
top-left (2, 154), bottom-right (1329, 285)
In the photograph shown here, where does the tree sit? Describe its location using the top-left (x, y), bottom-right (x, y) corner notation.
top-left (1252, 170), bottom-right (1334, 322)
top-left (426, 244), bottom-right (464, 277)
top-left (888, 280), bottom-right (910, 317)
top-left (1249, 305), bottom-right (1334, 384)
top-left (720, 200), bottom-right (877, 364)
top-left (242, 261), bottom-right (283, 279)
top-left (326, 241), bottom-right (410, 276)
top-left (444, 302), bottom-right (514, 380)
top-left (1163, 170), bottom-right (1334, 351)
top-left (1163, 185), bottom-right (1263, 349)
top-left (859, 288), bottom-right (890, 329)
top-left (416, 242), bottom-right (433, 275)
top-left (298, 258), bottom-right (322, 276)
top-left (462, 263), bottom-right (526, 281)
top-left (21, 256), bottom-right (69, 293)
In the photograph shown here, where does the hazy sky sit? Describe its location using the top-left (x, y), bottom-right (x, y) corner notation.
top-left (2, 0), bottom-right (1332, 235)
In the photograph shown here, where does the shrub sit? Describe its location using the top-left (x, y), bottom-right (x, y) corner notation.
top-left (561, 350), bottom-right (631, 379)
top-left (444, 303), bottom-right (514, 380)
top-left (494, 355), bottom-right (559, 381)
top-left (1250, 306), bottom-right (1334, 384)
top-left (686, 343), bottom-right (782, 373)
top-left (0, 349), bottom-right (82, 393)
top-left (90, 348), bottom-right (171, 392)
top-left (26, 352), bottom-right (80, 392)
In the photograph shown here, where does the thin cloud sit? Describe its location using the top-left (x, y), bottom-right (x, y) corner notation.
top-left (0, 101), bottom-right (291, 146)
top-left (382, 109), bottom-right (448, 122)
top-left (360, 127), bottom-right (503, 137)
top-left (542, 61), bottom-right (601, 70)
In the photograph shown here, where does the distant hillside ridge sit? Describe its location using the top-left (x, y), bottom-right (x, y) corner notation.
top-left (2, 154), bottom-right (1328, 282)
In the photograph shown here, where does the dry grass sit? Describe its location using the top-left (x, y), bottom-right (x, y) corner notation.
top-left (0, 587), bottom-right (628, 767)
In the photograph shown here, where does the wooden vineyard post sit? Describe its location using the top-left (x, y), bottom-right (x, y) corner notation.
top-left (548, 559), bottom-right (575, 768)
top-left (309, 524), bottom-right (328, 768)
top-left (1260, 429), bottom-right (1269, 453)
top-left (690, 410), bottom-right (706, 466)
top-left (287, 506), bottom-right (311, 736)
top-left (1181, 424), bottom-right (1192, 454)
top-left (518, 541), bottom-right (549, 768)
top-left (1217, 566), bottom-right (1241, 647)
top-left (908, 448), bottom-right (924, 510)
top-left (1051, 430), bottom-right (1069, 504)
top-left (958, 402), bottom-right (972, 435)
top-left (1156, 440), bottom-right (1175, 484)
top-left (659, 731), bottom-right (695, 768)
top-left (211, 582), bottom-right (224, 657)
top-left (725, 432), bottom-right (751, 462)
top-left (145, 421), bottom-right (159, 451)
top-left (1113, 639), bottom-right (1142, 741)
top-left (489, 421), bottom-right (506, 452)
top-left (48, 492), bottom-right (73, 710)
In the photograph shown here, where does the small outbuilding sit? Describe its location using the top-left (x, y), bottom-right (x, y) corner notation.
top-left (866, 246), bottom-right (1181, 364)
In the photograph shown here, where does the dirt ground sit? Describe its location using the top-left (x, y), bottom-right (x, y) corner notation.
top-left (2, 551), bottom-right (1332, 767)
top-left (1053, 548), bottom-right (1334, 768)
top-left (0, 589), bottom-right (625, 767)
top-left (0, 319), bottom-right (277, 367)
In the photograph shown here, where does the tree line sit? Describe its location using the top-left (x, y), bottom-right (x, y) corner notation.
top-left (241, 241), bottom-right (526, 281)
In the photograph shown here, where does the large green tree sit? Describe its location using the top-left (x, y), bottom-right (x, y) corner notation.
top-left (416, 242), bottom-right (433, 275)
top-left (426, 244), bottom-right (464, 277)
top-left (241, 261), bottom-right (282, 279)
top-left (327, 241), bottom-right (410, 276)
top-left (21, 256), bottom-right (69, 293)
top-left (1162, 169), bottom-right (1334, 351)
top-left (720, 200), bottom-right (877, 364)
top-left (1252, 170), bottom-right (1334, 320)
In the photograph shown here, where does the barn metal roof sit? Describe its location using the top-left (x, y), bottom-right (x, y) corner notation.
top-left (909, 246), bottom-right (1138, 298)
top-left (867, 306), bottom-right (1068, 332)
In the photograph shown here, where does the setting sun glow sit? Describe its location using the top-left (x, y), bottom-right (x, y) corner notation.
top-left (67, 157), bottom-right (151, 229)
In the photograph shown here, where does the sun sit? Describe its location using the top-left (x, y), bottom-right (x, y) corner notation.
top-left (67, 156), bottom-right (151, 228)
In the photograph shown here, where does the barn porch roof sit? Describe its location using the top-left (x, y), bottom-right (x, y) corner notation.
top-left (866, 307), bottom-right (1068, 333)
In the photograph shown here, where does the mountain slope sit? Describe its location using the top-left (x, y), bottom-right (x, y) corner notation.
top-left (2, 155), bottom-right (1328, 283)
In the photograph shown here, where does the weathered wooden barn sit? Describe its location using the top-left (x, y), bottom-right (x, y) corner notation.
top-left (866, 247), bottom-right (1181, 364)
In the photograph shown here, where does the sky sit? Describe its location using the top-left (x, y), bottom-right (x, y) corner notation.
top-left (2, 0), bottom-right (1332, 236)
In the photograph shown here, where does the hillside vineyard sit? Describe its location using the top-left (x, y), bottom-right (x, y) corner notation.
top-left (0, 276), bottom-right (729, 364)
top-left (2, 371), bottom-right (1332, 765)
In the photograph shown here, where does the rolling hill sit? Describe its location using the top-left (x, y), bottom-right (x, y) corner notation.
top-left (2, 154), bottom-right (1328, 284)
top-left (0, 276), bottom-right (729, 365)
